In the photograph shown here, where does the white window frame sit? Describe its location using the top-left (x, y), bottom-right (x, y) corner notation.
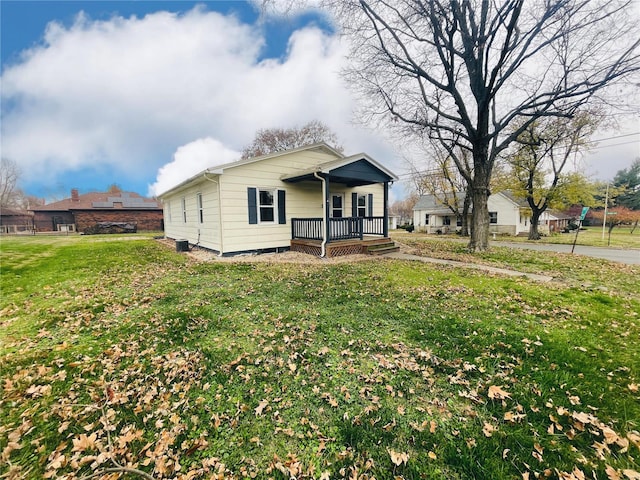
top-left (424, 214), bottom-right (430, 225)
top-left (489, 211), bottom-right (498, 224)
top-left (357, 194), bottom-right (367, 217)
top-left (197, 193), bottom-right (204, 224)
top-left (331, 193), bottom-right (344, 218)
top-left (181, 197), bottom-right (187, 223)
top-left (258, 188), bottom-right (276, 224)
top-left (167, 201), bottom-right (172, 223)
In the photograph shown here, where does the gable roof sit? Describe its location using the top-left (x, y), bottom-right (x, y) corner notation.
top-left (31, 191), bottom-right (160, 211)
top-left (498, 190), bottom-right (529, 207)
top-left (414, 190), bottom-right (530, 214)
top-left (158, 143), bottom-right (397, 196)
top-left (413, 194), bottom-right (460, 215)
top-left (281, 153), bottom-right (398, 186)
top-left (158, 143), bottom-right (343, 197)
top-left (208, 143), bottom-right (344, 174)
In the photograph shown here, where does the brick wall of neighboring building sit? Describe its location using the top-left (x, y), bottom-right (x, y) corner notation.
top-left (33, 211), bottom-right (75, 232)
top-left (74, 210), bottom-right (164, 232)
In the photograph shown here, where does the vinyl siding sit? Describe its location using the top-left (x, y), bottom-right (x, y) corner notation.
top-left (487, 194), bottom-right (522, 235)
top-left (163, 179), bottom-right (221, 251)
top-left (162, 148), bottom-right (387, 255)
top-left (219, 150), bottom-right (337, 253)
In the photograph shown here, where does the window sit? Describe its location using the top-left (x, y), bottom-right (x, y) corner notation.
top-left (259, 189), bottom-right (275, 223)
top-left (489, 211), bottom-right (498, 224)
top-left (167, 201), bottom-right (172, 223)
top-left (456, 216), bottom-right (462, 227)
top-left (181, 197), bottom-right (187, 223)
top-left (443, 216), bottom-right (451, 226)
top-left (197, 193), bottom-right (204, 224)
top-left (357, 194), bottom-right (367, 217)
top-left (248, 188), bottom-right (286, 225)
top-left (424, 214), bottom-right (430, 225)
top-left (352, 193), bottom-right (373, 217)
top-left (332, 194), bottom-right (344, 218)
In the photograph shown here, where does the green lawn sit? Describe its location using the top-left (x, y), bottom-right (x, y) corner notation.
top-left (1, 235), bottom-right (639, 479)
top-left (393, 226), bottom-right (640, 249)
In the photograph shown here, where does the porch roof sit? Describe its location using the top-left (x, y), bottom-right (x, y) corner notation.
top-left (281, 154), bottom-right (398, 187)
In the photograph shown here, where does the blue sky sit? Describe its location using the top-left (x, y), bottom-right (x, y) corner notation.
top-left (1, 1), bottom-right (638, 202)
top-left (1, 0), bottom-right (379, 200)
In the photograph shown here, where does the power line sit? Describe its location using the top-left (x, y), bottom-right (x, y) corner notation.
top-left (586, 132), bottom-right (639, 143)
top-left (588, 140), bottom-right (640, 149)
top-left (396, 132), bottom-right (639, 179)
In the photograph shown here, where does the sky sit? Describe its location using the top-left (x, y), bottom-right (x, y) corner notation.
top-left (1, 0), bottom-right (639, 203)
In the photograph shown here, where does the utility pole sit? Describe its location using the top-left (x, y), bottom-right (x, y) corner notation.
top-left (601, 183), bottom-right (609, 240)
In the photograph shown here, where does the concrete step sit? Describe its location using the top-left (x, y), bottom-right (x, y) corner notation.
top-left (366, 242), bottom-right (400, 255)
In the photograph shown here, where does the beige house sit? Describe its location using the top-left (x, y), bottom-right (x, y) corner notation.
top-left (413, 191), bottom-right (533, 235)
top-left (159, 143), bottom-right (398, 257)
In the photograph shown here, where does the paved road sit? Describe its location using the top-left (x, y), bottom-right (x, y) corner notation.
top-left (492, 241), bottom-right (640, 265)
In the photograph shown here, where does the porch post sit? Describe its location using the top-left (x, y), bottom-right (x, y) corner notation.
top-left (325, 175), bottom-right (331, 244)
top-left (383, 181), bottom-right (389, 238)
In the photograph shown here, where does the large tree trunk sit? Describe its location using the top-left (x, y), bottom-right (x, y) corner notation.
top-left (528, 210), bottom-right (542, 240)
top-left (460, 190), bottom-right (471, 237)
top-left (469, 186), bottom-right (490, 251)
top-left (468, 154), bottom-right (491, 251)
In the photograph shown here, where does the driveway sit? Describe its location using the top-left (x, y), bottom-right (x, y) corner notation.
top-left (492, 241), bottom-right (640, 265)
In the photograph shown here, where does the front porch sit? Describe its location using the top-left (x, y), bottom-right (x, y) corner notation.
top-left (291, 216), bottom-right (387, 241)
top-left (282, 153), bottom-right (399, 257)
top-left (290, 235), bottom-right (398, 257)
top-left (290, 217), bottom-right (398, 257)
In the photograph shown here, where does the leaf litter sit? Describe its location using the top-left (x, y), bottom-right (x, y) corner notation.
top-left (0, 237), bottom-right (639, 479)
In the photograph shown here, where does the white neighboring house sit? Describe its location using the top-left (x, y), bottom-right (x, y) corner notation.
top-left (159, 143), bottom-right (398, 257)
top-left (413, 191), bottom-right (533, 235)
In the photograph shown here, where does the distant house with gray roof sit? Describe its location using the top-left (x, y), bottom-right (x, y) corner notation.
top-left (413, 191), bottom-right (557, 235)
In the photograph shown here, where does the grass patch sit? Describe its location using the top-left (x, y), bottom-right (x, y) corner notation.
top-left (1, 235), bottom-right (639, 479)
top-left (393, 226), bottom-right (640, 249)
top-left (394, 233), bottom-right (639, 296)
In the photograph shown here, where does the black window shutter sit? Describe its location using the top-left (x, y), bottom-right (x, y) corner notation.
top-left (278, 190), bottom-right (286, 224)
top-left (368, 194), bottom-right (373, 217)
top-left (248, 187), bottom-right (257, 224)
top-left (352, 192), bottom-right (358, 217)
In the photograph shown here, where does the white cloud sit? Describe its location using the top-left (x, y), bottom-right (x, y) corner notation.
top-left (149, 137), bottom-right (240, 196)
top-left (1, 5), bottom-right (402, 194)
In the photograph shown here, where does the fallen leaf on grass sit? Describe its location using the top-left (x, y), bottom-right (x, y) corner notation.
top-left (255, 400), bottom-right (269, 416)
top-left (483, 422), bottom-right (496, 437)
top-left (606, 465), bottom-right (621, 480)
top-left (623, 470), bottom-right (640, 480)
top-left (627, 431), bottom-right (640, 449)
top-left (488, 385), bottom-right (511, 400)
top-left (71, 433), bottom-right (97, 453)
top-left (388, 449), bottom-right (409, 466)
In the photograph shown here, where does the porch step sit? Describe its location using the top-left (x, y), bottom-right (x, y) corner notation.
top-left (365, 240), bottom-right (400, 255)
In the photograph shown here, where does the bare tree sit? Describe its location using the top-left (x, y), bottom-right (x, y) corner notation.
top-left (411, 140), bottom-right (473, 235)
top-left (390, 192), bottom-right (419, 223)
top-left (0, 158), bottom-right (22, 208)
top-left (241, 120), bottom-right (342, 159)
top-left (507, 111), bottom-right (600, 239)
top-left (329, 0), bottom-right (640, 251)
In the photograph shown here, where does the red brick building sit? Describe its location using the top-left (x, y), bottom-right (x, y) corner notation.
top-left (0, 208), bottom-right (34, 233)
top-left (31, 189), bottom-right (163, 233)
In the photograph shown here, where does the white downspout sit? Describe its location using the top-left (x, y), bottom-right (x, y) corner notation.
top-left (313, 172), bottom-right (327, 257)
top-left (204, 172), bottom-right (224, 256)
